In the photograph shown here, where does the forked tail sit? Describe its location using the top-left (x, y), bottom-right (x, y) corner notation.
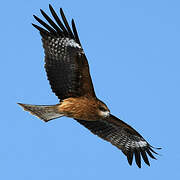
top-left (17, 103), bottom-right (63, 122)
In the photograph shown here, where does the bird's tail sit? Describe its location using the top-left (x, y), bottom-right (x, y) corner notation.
top-left (17, 103), bottom-right (63, 122)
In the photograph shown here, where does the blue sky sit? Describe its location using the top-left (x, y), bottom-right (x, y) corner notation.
top-left (1, 0), bottom-right (180, 179)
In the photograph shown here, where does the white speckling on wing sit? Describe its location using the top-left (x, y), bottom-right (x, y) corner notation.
top-left (132, 140), bottom-right (147, 148)
top-left (125, 140), bottom-right (131, 149)
top-left (131, 141), bottom-right (136, 148)
top-left (135, 141), bottom-right (140, 148)
top-left (66, 39), bottom-right (81, 48)
top-left (47, 37), bottom-right (82, 58)
top-left (138, 140), bottom-right (147, 147)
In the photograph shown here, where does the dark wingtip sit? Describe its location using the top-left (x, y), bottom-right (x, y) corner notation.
top-left (33, 14), bottom-right (57, 35)
top-left (134, 149), bottom-right (141, 168)
top-left (31, 23), bottom-right (49, 37)
top-left (60, 8), bottom-right (63, 13)
top-left (59, 7), bottom-right (74, 38)
top-left (31, 23), bottom-right (39, 30)
top-left (33, 14), bottom-right (36, 19)
top-left (60, 8), bottom-right (64, 17)
top-left (40, 9), bottom-right (45, 16)
top-left (71, 18), bottom-right (75, 25)
top-left (127, 151), bottom-right (133, 166)
top-left (146, 149), bottom-right (157, 160)
top-left (150, 145), bottom-right (162, 150)
top-left (49, 4), bottom-right (53, 11)
top-left (71, 19), bottom-right (81, 45)
top-left (128, 145), bottom-right (161, 167)
top-left (149, 145), bottom-right (162, 156)
top-left (40, 9), bottom-right (47, 17)
top-left (33, 14), bottom-right (39, 20)
top-left (140, 148), bottom-right (150, 166)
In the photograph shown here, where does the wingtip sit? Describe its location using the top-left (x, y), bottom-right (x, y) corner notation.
top-left (136, 161), bottom-right (141, 168)
top-left (126, 151), bottom-right (133, 166)
top-left (134, 148), bottom-right (141, 168)
top-left (49, 4), bottom-right (54, 11)
top-left (71, 19), bottom-right (75, 29)
top-left (127, 159), bottom-right (133, 166)
top-left (60, 8), bottom-right (65, 17)
top-left (40, 9), bottom-right (48, 18)
top-left (49, 4), bottom-right (53, 12)
top-left (40, 9), bottom-right (48, 19)
top-left (71, 18), bottom-right (75, 25)
top-left (33, 14), bottom-right (38, 20)
top-left (149, 145), bottom-right (162, 156)
top-left (40, 9), bottom-right (43, 14)
top-left (147, 149), bottom-right (157, 160)
top-left (150, 145), bottom-right (162, 150)
top-left (60, 8), bottom-right (64, 17)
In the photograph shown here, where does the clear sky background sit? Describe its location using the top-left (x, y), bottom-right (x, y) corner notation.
top-left (1, 0), bottom-right (179, 179)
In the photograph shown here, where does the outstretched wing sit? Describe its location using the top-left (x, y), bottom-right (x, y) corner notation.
top-left (32, 5), bottom-right (96, 100)
top-left (76, 114), bottom-right (160, 168)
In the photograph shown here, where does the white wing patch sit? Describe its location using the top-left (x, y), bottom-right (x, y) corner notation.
top-left (46, 37), bottom-right (82, 58)
top-left (137, 140), bottom-right (147, 147)
top-left (134, 140), bottom-right (147, 148)
top-left (124, 137), bottom-right (147, 149)
top-left (66, 39), bottom-right (81, 48)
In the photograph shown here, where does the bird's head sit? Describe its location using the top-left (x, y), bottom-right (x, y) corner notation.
top-left (97, 100), bottom-right (110, 118)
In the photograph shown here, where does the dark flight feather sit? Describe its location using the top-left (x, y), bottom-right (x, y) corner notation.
top-left (60, 8), bottom-right (74, 38)
top-left (72, 19), bottom-right (81, 45)
top-left (127, 150), bottom-right (133, 165)
top-left (140, 148), bottom-right (150, 166)
top-left (32, 23), bottom-right (49, 36)
top-left (33, 15), bottom-right (57, 35)
top-left (49, 4), bottom-right (68, 36)
top-left (32, 5), bottom-right (95, 100)
top-left (40, 9), bottom-right (62, 35)
top-left (76, 114), bottom-right (160, 168)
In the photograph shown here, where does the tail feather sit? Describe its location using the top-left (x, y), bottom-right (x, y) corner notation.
top-left (17, 103), bottom-right (63, 122)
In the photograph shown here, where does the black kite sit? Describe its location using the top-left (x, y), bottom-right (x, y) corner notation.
top-left (18, 5), bottom-right (160, 168)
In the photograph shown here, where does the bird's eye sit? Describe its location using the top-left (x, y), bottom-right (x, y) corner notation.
top-left (99, 106), bottom-right (107, 112)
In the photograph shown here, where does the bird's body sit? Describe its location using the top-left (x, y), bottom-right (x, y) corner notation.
top-left (59, 97), bottom-right (110, 121)
top-left (18, 5), bottom-right (160, 168)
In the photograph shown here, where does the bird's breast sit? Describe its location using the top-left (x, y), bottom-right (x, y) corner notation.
top-left (57, 97), bottom-right (100, 121)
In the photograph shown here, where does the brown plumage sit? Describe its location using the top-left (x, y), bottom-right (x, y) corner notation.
top-left (18, 4), bottom-right (161, 168)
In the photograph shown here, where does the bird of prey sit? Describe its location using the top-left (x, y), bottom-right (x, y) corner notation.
top-left (18, 5), bottom-right (160, 168)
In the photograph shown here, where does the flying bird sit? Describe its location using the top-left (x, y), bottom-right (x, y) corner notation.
top-left (18, 5), bottom-right (160, 168)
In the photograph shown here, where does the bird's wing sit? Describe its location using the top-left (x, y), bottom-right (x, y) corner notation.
top-left (32, 5), bottom-right (96, 100)
top-left (75, 114), bottom-right (160, 168)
